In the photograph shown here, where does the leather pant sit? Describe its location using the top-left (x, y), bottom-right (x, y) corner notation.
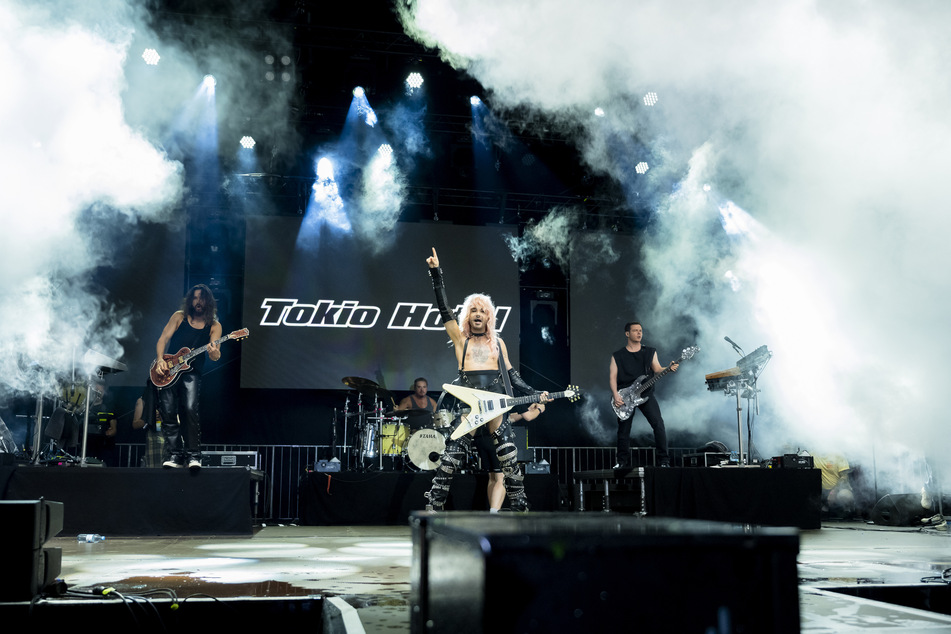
top-left (425, 416), bottom-right (530, 511)
top-left (157, 372), bottom-right (202, 463)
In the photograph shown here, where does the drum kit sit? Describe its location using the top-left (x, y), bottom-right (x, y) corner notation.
top-left (338, 376), bottom-right (456, 472)
top-left (34, 349), bottom-right (127, 465)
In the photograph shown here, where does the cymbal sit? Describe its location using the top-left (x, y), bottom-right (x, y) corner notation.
top-left (384, 409), bottom-right (432, 418)
top-left (342, 376), bottom-right (378, 390)
top-left (343, 377), bottom-right (394, 402)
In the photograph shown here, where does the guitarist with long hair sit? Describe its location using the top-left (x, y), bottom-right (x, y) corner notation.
top-left (424, 248), bottom-right (549, 512)
top-left (609, 321), bottom-right (678, 469)
top-left (154, 284), bottom-right (222, 469)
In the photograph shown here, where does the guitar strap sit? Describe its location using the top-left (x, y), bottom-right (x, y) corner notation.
top-left (430, 338), bottom-right (470, 413)
top-left (434, 338), bottom-right (511, 413)
top-left (499, 343), bottom-right (514, 397)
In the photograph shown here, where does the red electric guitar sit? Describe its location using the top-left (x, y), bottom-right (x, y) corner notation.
top-left (150, 328), bottom-right (249, 388)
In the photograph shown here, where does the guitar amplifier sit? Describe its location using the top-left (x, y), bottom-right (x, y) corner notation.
top-left (202, 451), bottom-right (258, 469)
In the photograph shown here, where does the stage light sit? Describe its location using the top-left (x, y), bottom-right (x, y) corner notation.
top-left (406, 72), bottom-right (424, 90)
top-left (281, 55), bottom-right (291, 66)
top-left (309, 157), bottom-right (351, 232)
top-left (594, 107), bottom-right (605, 117)
top-left (316, 157), bottom-right (334, 181)
top-left (350, 87), bottom-right (377, 127)
top-left (142, 48), bottom-right (160, 66)
top-left (643, 92), bottom-right (658, 106)
top-left (470, 96), bottom-right (481, 106)
top-left (265, 54), bottom-right (275, 65)
top-left (240, 136), bottom-right (256, 149)
top-left (378, 144), bottom-right (393, 157)
top-left (718, 200), bottom-right (762, 239)
top-left (265, 71), bottom-right (275, 81)
top-left (203, 75), bottom-right (216, 89)
top-left (635, 162), bottom-right (649, 174)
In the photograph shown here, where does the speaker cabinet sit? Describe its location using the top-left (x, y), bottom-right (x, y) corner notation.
top-left (0, 499), bottom-right (65, 601)
top-left (411, 512), bottom-right (800, 633)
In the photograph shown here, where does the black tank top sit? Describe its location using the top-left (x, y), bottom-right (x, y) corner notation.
top-left (613, 346), bottom-right (656, 393)
top-left (168, 317), bottom-right (213, 373)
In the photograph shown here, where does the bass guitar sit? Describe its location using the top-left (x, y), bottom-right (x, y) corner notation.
top-left (612, 345), bottom-right (699, 420)
top-left (150, 328), bottom-right (250, 388)
top-left (444, 383), bottom-right (582, 440)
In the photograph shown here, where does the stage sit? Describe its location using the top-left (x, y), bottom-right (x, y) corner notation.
top-left (5, 462), bottom-right (951, 631)
top-left (1, 463), bottom-right (820, 533)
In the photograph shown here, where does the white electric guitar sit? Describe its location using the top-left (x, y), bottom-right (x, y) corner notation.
top-left (443, 383), bottom-right (582, 440)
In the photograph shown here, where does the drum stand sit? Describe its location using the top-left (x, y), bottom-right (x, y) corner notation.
top-left (346, 395), bottom-right (371, 471)
top-left (353, 397), bottom-right (387, 472)
top-left (78, 372), bottom-right (100, 466)
top-left (335, 394), bottom-right (360, 468)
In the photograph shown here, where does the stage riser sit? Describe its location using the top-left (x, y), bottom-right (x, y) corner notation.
top-left (574, 467), bottom-right (821, 529)
top-left (299, 471), bottom-right (564, 525)
top-left (1, 467), bottom-right (254, 535)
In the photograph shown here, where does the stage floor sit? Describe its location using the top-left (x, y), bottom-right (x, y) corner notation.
top-left (26, 519), bottom-right (951, 632)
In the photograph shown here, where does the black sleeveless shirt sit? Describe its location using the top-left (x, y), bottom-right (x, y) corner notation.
top-left (168, 317), bottom-right (213, 373)
top-left (612, 346), bottom-right (656, 393)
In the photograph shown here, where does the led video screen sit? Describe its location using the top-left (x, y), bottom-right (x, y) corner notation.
top-left (241, 217), bottom-right (519, 392)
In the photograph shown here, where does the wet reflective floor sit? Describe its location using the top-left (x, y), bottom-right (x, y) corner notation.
top-left (45, 519), bottom-right (951, 632)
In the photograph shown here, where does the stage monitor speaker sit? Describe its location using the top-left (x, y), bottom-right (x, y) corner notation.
top-left (0, 498), bottom-right (65, 601)
top-left (871, 493), bottom-right (929, 526)
top-left (410, 512), bottom-right (800, 634)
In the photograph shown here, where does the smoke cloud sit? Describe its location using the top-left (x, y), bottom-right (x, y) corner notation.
top-left (0, 1), bottom-right (184, 396)
top-left (0, 0), bottom-right (297, 401)
top-left (399, 0), bottom-right (951, 488)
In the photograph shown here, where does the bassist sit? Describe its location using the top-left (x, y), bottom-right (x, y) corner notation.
top-left (154, 284), bottom-right (221, 469)
top-left (609, 321), bottom-right (677, 469)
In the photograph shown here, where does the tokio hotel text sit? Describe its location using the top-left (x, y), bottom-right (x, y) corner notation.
top-left (258, 298), bottom-right (512, 331)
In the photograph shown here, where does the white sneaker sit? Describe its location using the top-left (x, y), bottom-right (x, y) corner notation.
top-left (188, 458), bottom-right (201, 469)
top-left (162, 460), bottom-right (182, 469)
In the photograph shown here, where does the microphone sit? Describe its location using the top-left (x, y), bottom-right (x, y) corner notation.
top-left (724, 336), bottom-right (744, 356)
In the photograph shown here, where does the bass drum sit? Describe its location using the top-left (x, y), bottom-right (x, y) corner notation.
top-left (404, 428), bottom-right (446, 471)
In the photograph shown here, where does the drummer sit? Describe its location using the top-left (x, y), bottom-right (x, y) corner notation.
top-left (395, 377), bottom-right (437, 414)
